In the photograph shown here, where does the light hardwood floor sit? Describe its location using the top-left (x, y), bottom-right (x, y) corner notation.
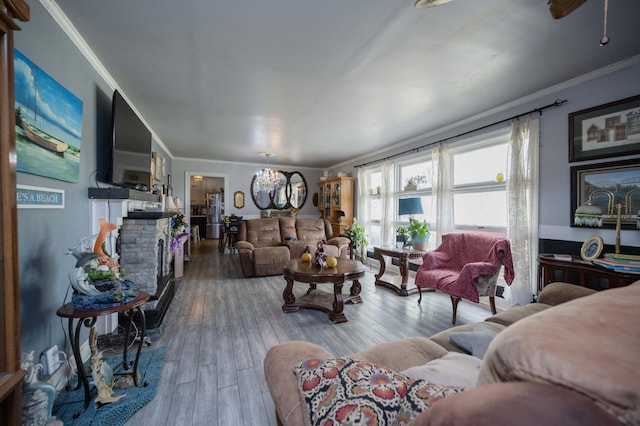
top-left (127, 239), bottom-right (493, 425)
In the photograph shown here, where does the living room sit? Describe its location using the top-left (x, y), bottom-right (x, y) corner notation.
top-left (2, 1), bottom-right (640, 424)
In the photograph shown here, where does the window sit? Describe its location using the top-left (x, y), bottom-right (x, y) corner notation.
top-left (364, 169), bottom-right (382, 247)
top-left (450, 133), bottom-right (508, 232)
top-left (360, 128), bottom-right (509, 250)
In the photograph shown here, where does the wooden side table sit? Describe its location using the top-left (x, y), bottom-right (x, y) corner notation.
top-left (373, 246), bottom-right (426, 296)
top-left (538, 254), bottom-right (639, 292)
top-left (56, 291), bottom-right (150, 418)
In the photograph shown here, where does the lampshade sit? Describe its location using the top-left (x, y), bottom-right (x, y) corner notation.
top-left (399, 198), bottom-right (423, 217)
top-left (165, 196), bottom-right (177, 211)
top-left (574, 200), bottom-right (602, 227)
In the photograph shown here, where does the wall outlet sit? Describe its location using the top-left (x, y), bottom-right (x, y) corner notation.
top-left (40, 345), bottom-right (61, 376)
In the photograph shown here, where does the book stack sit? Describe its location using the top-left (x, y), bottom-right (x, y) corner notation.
top-left (592, 253), bottom-right (640, 274)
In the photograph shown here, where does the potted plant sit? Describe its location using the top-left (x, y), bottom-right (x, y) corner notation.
top-left (341, 219), bottom-right (369, 263)
top-left (396, 225), bottom-right (409, 248)
top-left (404, 175), bottom-right (427, 191)
top-left (408, 218), bottom-right (429, 250)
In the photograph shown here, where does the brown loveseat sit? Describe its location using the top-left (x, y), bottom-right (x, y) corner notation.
top-left (235, 217), bottom-right (350, 277)
top-left (264, 281), bottom-right (640, 425)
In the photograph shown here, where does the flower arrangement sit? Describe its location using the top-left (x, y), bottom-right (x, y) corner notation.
top-left (170, 213), bottom-right (189, 253)
top-left (171, 213), bottom-right (188, 238)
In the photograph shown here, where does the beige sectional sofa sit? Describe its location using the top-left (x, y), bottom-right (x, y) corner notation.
top-left (235, 217), bottom-right (351, 277)
top-left (264, 281), bottom-right (640, 425)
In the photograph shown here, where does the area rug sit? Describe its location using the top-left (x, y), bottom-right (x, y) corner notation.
top-left (53, 346), bottom-right (167, 426)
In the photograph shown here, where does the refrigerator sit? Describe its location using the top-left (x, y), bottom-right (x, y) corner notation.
top-left (206, 193), bottom-right (223, 239)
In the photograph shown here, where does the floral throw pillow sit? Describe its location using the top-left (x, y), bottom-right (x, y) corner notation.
top-left (293, 357), bottom-right (465, 426)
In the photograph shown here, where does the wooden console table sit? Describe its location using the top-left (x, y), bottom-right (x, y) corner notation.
top-left (373, 246), bottom-right (426, 296)
top-left (56, 291), bottom-right (150, 418)
top-left (538, 254), bottom-right (639, 292)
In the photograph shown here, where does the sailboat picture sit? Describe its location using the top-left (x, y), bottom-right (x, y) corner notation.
top-left (14, 49), bottom-right (83, 183)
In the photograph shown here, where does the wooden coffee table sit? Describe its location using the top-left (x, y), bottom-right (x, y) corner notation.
top-left (282, 259), bottom-right (365, 323)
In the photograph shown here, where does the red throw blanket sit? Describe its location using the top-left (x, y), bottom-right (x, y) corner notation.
top-left (415, 232), bottom-right (514, 303)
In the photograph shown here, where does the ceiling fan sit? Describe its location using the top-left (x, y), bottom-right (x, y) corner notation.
top-left (414, 0), bottom-right (587, 18)
top-left (415, 0), bottom-right (609, 45)
top-left (548, 0), bottom-right (588, 19)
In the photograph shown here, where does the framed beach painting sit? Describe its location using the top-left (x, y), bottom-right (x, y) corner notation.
top-left (569, 94), bottom-right (640, 162)
top-left (14, 49), bottom-right (83, 183)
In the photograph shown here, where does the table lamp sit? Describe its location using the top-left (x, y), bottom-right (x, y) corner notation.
top-left (574, 189), bottom-right (621, 254)
top-left (398, 197), bottom-right (423, 219)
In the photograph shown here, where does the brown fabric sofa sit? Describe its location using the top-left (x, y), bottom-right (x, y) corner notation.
top-left (235, 217), bottom-right (351, 277)
top-left (264, 281), bottom-right (640, 425)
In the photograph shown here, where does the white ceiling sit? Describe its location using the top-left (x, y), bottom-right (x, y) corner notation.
top-left (52, 0), bottom-right (640, 168)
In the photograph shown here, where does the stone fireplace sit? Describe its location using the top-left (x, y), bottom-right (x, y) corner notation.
top-left (119, 214), bottom-right (177, 330)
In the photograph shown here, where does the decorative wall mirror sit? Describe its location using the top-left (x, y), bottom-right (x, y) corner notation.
top-left (250, 171), bottom-right (307, 210)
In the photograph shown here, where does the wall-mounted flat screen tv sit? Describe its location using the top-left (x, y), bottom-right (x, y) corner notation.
top-left (97, 89), bottom-right (152, 190)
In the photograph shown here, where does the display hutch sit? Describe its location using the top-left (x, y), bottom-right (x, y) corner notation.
top-left (318, 177), bottom-right (354, 237)
top-left (0, 1), bottom-right (30, 424)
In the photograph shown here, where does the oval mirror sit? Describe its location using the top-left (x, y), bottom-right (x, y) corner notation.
top-left (250, 173), bottom-right (274, 210)
top-left (288, 171), bottom-right (307, 209)
top-left (273, 171), bottom-right (288, 209)
top-left (250, 170), bottom-right (308, 210)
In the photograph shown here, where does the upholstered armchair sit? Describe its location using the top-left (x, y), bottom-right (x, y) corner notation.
top-left (415, 232), bottom-right (514, 324)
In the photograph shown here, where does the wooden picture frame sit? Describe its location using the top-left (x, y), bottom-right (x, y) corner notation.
top-left (152, 151), bottom-right (165, 181)
top-left (569, 94), bottom-right (640, 162)
top-left (580, 236), bottom-right (604, 261)
top-left (234, 191), bottom-right (245, 209)
top-left (570, 158), bottom-right (640, 229)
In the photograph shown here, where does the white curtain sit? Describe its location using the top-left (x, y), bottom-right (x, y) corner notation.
top-left (380, 160), bottom-right (395, 246)
top-left (503, 117), bottom-right (539, 306)
top-left (433, 143), bottom-right (452, 246)
top-left (356, 166), bottom-right (369, 228)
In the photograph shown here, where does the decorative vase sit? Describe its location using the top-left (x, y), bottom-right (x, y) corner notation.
top-left (411, 234), bottom-right (430, 251)
top-left (396, 234), bottom-right (408, 249)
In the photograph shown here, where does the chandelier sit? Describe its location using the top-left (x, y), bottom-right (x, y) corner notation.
top-left (254, 153), bottom-right (279, 192)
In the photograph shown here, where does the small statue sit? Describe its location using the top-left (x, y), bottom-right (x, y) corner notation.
top-left (315, 240), bottom-right (328, 267)
top-left (21, 351), bottom-right (61, 426)
top-left (89, 327), bottom-right (125, 406)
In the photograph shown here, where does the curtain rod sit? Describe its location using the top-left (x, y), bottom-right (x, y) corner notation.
top-left (354, 98), bottom-right (567, 168)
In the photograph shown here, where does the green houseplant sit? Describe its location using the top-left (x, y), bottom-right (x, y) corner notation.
top-left (342, 219), bottom-right (368, 263)
top-left (408, 218), bottom-right (429, 250)
top-left (404, 175), bottom-right (427, 191)
top-left (396, 225), bottom-right (409, 248)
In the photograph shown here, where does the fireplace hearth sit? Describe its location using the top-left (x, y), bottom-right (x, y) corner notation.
top-left (118, 214), bottom-right (177, 330)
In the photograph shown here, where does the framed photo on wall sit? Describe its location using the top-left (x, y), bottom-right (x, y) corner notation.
top-left (234, 191), bottom-right (244, 209)
top-left (570, 158), bottom-right (640, 229)
top-left (152, 151), bottom-right (165, 181)
top-left (569, 94), bottom-right (640, 162)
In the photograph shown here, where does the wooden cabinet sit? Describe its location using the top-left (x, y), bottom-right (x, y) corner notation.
top-left (318, 177), bottom-right (354, 237)
top-left (538, 254), bottom-right (639, 292)
top-left (0, 2), bottom-right (30, 424)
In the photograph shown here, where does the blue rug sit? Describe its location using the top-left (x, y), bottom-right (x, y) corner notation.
top-left (53, 347), bottom-right (167, 426)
